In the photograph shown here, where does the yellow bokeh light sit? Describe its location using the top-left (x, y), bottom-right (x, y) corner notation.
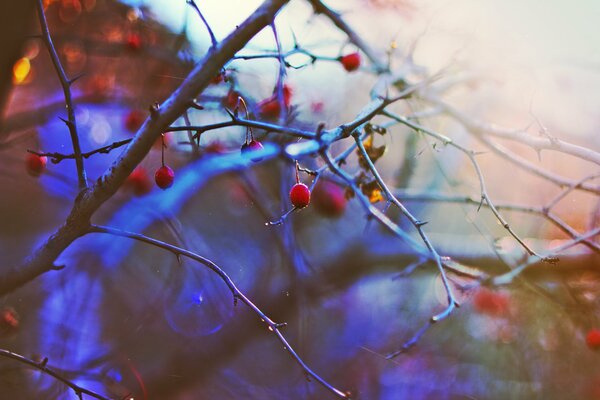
top-left (12, 57), bottom-right (31, 85)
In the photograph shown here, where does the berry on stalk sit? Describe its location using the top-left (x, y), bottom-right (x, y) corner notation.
top-left (26, 153), bottom-right (47, 177)
top-left (339, 52), bottom-right (361, 72)
top-left (289, 183), bottom-right (311, 209)
top-left (155, 165), bottom-right (174, 189)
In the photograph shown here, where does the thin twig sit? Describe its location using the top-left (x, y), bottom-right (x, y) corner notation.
top-left (383, 111), bottom-right (553, 261)
top-left (353, 133), bottom-right (458, 320)
top-left (88, 224), bottom-right (349, 399)
top-left (35, 0), bottom-right (87, 189)
top-left (0, 349), bottom-right (112, 400)
top-left (187, 0), bottom-right (218, 48)
top-left (28, 139), bottom-right (132, 164)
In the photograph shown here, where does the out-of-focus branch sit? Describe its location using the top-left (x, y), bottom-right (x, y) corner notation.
top-left (383, 111), bottom-right (556, 262)
top-left (353, 133), bottom-right (458, 320)
top-left (441, 101), bottom-right (600, 166)
top-left (0, 349), bottom-right (112, 400)
top-left (88, 224), bottom-right (349, 399)
top-left (35, 0), bottom-right (87, 189)
top-left (393, 189), bottom-right (600, 253)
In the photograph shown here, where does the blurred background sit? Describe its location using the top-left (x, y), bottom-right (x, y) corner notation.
top-left (0, 0), bottom-right (599, 399)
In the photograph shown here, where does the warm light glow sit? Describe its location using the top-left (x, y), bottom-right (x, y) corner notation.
top-left (12, 57), bottom-right (31, 85)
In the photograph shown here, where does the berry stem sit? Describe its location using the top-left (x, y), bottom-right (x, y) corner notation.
top-left (161, 134), bottom-right (166, 167)
top-left (238, 96), bottom-right (254, 143)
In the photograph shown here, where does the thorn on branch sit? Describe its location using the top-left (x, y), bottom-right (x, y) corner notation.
top-left (150, 102), bottom-right (160, 119)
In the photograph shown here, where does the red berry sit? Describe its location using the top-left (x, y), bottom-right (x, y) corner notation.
top-left (313, 180), bottom-right (346, 217)
top-left (340, 52), bottom-right (361, 72)
top-left (126, 167), bottom-right (152, 196)
top-left (473, 288), bottom-right (510, 317)
top-left (587, 329), bottom-right (600, 349)
top-left (289, 183), bottom-right (311, 209)
top-left (26, 153), bottom-right (47, 177)
top-left (258, 84), bottom-right (293, 118)
top-left (126, 33), bottom-right (142, 51)
top-left (124, 110), bottom-right (145, 132)
top-left (0, 307), bottom-right (19, 336)
top-left (155, 165), bottom-right (174, 189)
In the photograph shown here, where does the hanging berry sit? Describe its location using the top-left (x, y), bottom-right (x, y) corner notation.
top-left (238, 96), bottom-right (263, 161)
top-left (339, 52), bottom-right (361, 72)
top-left (289, 161), bottom-right (310, 208)
top-left (289, 183), bottom-right (311, 209)
top-left (313, 179), bottom-right (346, 217)
top-left (26, 153), bottom-right (47, 177)
top-left (155, 134), bottom-right (174, 189)
top-left (155, 165), bottom-right (174, 189)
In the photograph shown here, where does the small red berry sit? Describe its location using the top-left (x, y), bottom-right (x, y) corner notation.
top-left (258, 84), bottom-right (293, 118)
top-left (125, 33), bottom-right (142, 51)
top-left (124, 110), bottom-right (145, 132)
top-left (26, 153), bottom-right (47, 177)
top-left (155, 165), bottom-right (174, 189)
top-left (473, 288), bottom-right (510, 317)
top-left (313, 180), bottom-right (346, 217)
top-left (126, 167), bottom-right (152, 196)
top-left (0, 307), bottom-right (19, 336)
top-left (289, 183), bottom-right (311, 209)
top-left (587, 329), bottom-right (600, 349)
top-left (339, 52), bottom-right (361, 72)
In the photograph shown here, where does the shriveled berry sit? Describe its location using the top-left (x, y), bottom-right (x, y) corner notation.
top-left (313, 180), bottom-right (346, 217)
top-left (587, 329), bottom-right (600, 349)
top-left (339, 52), bottom-right (361, 72)
top-left (124, 110), bottom-right (145, 132)
top-left (126, 167), bottom-right (152, 196)
top-left (155, 165), bottom-right (174, 189)
top-left (289, 183), bottom-right (311, 209)
top-left (26, 153), bottom-right (47, 177)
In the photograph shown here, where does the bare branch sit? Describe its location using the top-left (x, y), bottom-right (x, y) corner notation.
top-left (35, 0), bottom-right (87, 188)
top-left (88, 224), bottom-right (349, 399)
top-left (0, 349), bottom-right (112, 400)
